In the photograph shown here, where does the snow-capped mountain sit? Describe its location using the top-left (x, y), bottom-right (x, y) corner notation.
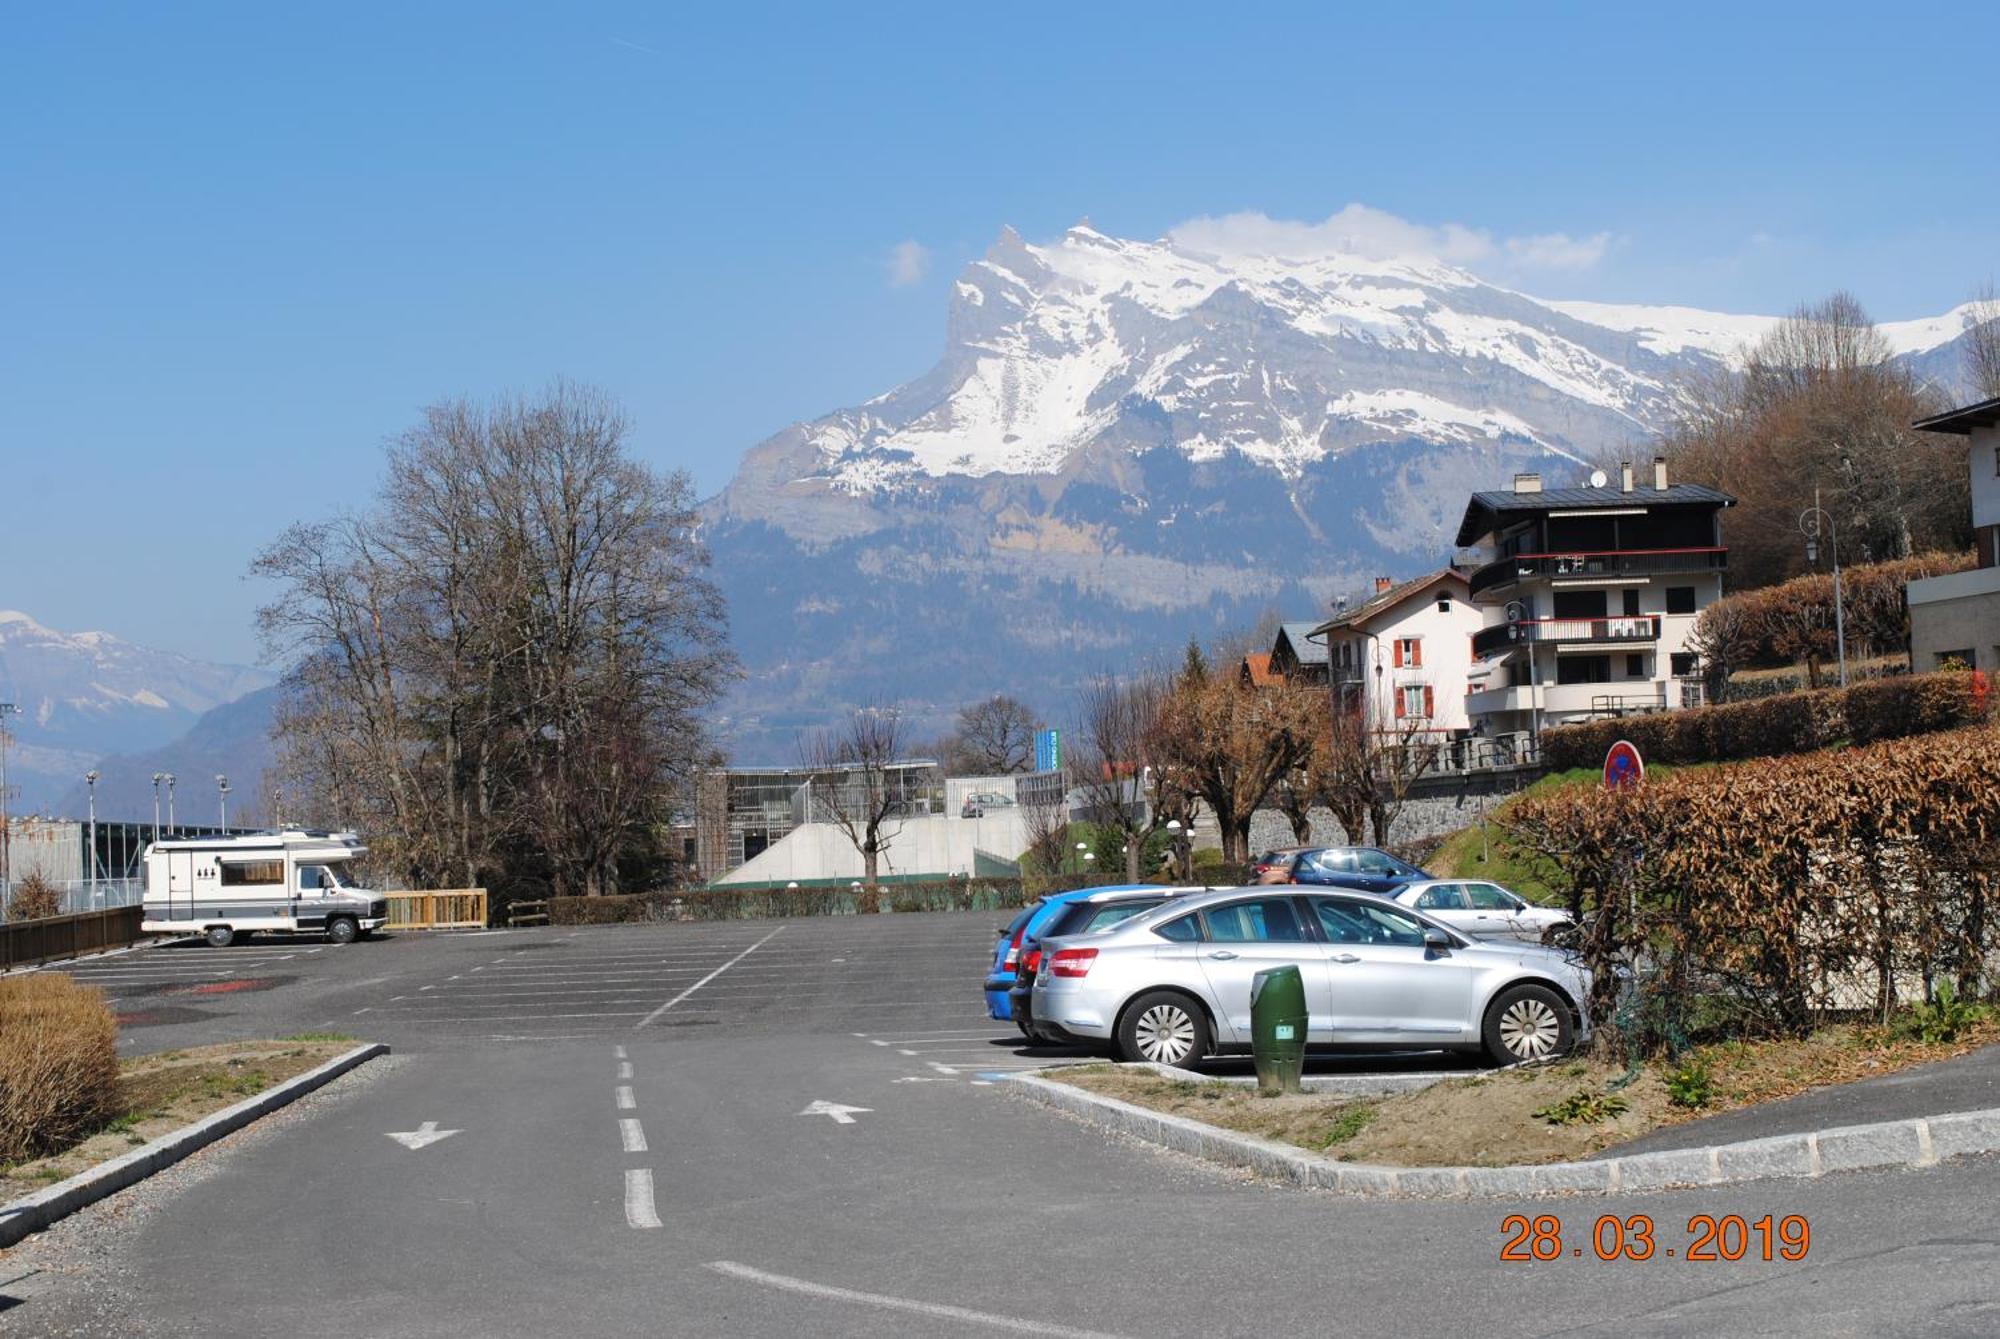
top-left (703, 225), bottom-right (1985, 755)
top-left (0, 611), bottom-right (274, 815)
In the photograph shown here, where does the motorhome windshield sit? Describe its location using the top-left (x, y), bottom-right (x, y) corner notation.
top-left (299, 864), bottom-right (352, 890)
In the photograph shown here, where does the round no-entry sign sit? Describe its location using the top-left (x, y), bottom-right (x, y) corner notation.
top-left (1604, 739), bottom-right (1644, 791)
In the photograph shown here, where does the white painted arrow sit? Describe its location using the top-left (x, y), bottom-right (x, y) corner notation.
top-left (385, 1120), bottom-right (461, 1150)
top-left (798, 1100), bottom-right (872, 1125)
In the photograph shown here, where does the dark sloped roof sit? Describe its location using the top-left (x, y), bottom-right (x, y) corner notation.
top-left (1914, 396), bottom-right (2000, 436)
top-left (1456, 483), bottom-right (1735, 545)
top-left (1308, 568), bottom-right (1469, 636)
top-left (1274, 622), bottom-right (1329, 665)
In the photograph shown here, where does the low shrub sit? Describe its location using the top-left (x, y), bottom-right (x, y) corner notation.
top-left (7, 871), bottom-right (61, 922)
top-left (1533, 1089), bottom-right (1630, 1126)
top-left (1664, 1057), bottom-right (1715, 1110)
top-left (0, 975), bottom-right (120, 1163)
top-left (1895, 980), bottom-right (1988, 1045)
top-left (1540, 670), bottom-right (1988, 770)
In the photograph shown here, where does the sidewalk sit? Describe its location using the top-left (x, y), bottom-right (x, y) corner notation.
top-left (1606, 1040), bottom-right (2000, 1156)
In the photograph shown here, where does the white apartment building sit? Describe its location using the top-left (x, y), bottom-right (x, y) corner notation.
top-left (1456, 458), bottom-right (1733, 738)
top-left (1308, 568), bottom-right (1480, 737)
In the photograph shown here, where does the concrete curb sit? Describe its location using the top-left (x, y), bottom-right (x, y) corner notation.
top-left (1008, 1069), bottom-right (2000, 1200)
top-left (0, 1042), bottom-right (388, 1248)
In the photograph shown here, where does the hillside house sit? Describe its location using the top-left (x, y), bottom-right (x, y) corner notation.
top-left (1456, 459), bottom-right (1733, 739)
top-left (1908, 396), bottom-right (2000, 672)
top-left (1307, 569), bottom-right (1480, 738)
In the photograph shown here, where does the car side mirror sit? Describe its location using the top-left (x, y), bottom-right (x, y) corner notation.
top-left (1423, 926), bottom-right (1453, 954)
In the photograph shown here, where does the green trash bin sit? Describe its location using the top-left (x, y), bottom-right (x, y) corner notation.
top-left (1250, 964), bottom-right (1307, 1095)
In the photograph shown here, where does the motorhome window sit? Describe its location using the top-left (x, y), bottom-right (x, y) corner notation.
top-left (299, 864), bottom-right (349, 889)
top-left (220, 861), bottom-right (284, 886)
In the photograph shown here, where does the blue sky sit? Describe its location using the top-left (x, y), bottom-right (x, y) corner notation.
top-left (4, 1), bottom-right (1996, 664)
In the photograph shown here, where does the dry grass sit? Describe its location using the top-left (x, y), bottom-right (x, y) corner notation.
top-left (0, 1038), bottom-right (356, 1201)
top-left (1055, 1021), bottom-right (2000, 1169)
top-left (0, 975), bottom-right (119, 1164)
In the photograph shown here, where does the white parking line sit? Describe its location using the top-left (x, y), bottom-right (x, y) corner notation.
top-left (617, 1061), bottom-right (633, 1079)
top-left (704, 1261), bottom-right (1129, 1338)
top-left (619, 1118), bottom-right (648, 1153)
top-left (624, 1170), bottom-right (662, 1230)
top-left (616, 1085), bottom-right (636, 1110)
top-left (613, 1044), bottom-right (628, 1060)
top-left (635, 927), bottom-right (786, 1028)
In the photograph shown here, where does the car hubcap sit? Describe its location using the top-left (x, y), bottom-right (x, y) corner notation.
top-left (1499, 998), bottom-right (1561, 1059)
top-left (1136, 1005), bottom-right (1196, 1063)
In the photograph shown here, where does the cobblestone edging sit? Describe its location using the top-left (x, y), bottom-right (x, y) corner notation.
top-left (0, 1043), bottom-right (390, 1248)
top-left (1009, 1069), bottom-right (2000, 1199)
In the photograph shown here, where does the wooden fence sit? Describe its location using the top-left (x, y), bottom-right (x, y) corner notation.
top-left (0, 905), bottom-right (145, 970)
top-left (383, 889), bottom-right (489, 931)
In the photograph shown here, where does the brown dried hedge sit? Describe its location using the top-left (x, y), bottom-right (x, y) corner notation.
top-left (1508, 723), bottom-right (2000, 1057)
top-left (0, 974), bottom-right (120, 1164)
top-left (6, 871), bottom-right (61, 922)
top-left (1540, 671), bottom-right (1989, 771)
top-left (1692, 550), bottom-right (1974, 674)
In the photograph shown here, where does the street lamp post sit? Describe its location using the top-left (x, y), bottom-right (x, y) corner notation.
top-left (1799, 487), bottom-right (1849, 688)
top-left (152, 772), bottom-right (165, 844)
top-left (216, 774), bottom-right (231, 834)
top-left (85, 770), bottom-right (100, 902)
top-left (0, 701), bottom-right (16, 896)
top-left (1073, 840), bottom-right (1087, 877)
top-left (164, 773), bottom-right (176, 836)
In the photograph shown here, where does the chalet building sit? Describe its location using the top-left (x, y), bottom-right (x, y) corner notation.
top-left (1268, 623), bottom-right (1330, 684)
top-left (1908, 396), bottom-right (2000, 672)
top-left (1456, 458), bottom-right (1733, 739)
top-left (1306, 569), bottom-right (1479, 737)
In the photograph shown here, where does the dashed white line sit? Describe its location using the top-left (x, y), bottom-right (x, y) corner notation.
top-left (615, 1086), bottom-right (636, 1110)
top-left (634, 927), bottom-right (786, 1028)
top-left (619, 1118), bottom-right (648, 1153)
top-left (704, 1261), bottom-right (1129, 1338)
top-left (613, 1044), bottom-right (628, 1060)
top-left (625, 1170), bottom-right (662, 1230)
top-left (617, 1060), bottom-right (633, 1080)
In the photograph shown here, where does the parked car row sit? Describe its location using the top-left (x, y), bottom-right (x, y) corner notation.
top-left (987, 880), bottom-right (1591, 1070)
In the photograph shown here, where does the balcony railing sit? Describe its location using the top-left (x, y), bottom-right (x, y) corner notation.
top-left (1472, 616), bottom-right (1660, 658)
top-left (1469, 547), bottom-right (1727, 599)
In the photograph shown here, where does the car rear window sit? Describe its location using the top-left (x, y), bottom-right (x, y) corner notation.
top-left (1054, 899), bottom-right (1167, 936)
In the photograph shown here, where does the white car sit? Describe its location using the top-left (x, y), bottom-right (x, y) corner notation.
top-left (1392, 879), bottom-right (1572, 943)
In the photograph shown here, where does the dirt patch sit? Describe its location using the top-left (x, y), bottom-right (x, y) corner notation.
top-left (0, 1038), bottom-right (359, 1202)
top-left (1055, 1021), bottom-right (2000, 1168)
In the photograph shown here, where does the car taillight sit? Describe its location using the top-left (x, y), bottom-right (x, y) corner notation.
top-left (1050, 947), bottom-right (1098, 978)
top-left (1023, 948), bottom-right (1042, 975)
top-left (1002, 925), bottom-right (1026, 969)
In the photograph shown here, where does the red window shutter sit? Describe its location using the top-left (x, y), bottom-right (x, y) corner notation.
top-left (1411, 640), bottom-right (1423, 668)
top-left (1424, 686), bottom-right (1435, 718)
top-left (1393, 640), bottom-right (1404, 668)
top-left (1393, 689), bottom-right (1404, 718)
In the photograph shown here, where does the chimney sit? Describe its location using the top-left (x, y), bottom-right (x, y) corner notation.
top-left (1512, 472), bottom-right (1543, 495)
top-left (1374, 576), bottom-right (1393, 594)
top-left (1620, 460), bottom-right (1634, 493)
top-left (1653, 455), bottom-right (1669, 491)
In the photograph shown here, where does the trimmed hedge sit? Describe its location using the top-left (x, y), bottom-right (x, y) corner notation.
top-left (1541, 670), bottom-right (1991, 771)
top-left (0, 975), bottom-right (119, 1163)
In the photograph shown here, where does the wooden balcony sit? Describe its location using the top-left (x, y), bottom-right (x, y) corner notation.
top-left (1471, 616), bottom-right (1661, 658)
top-left (1469, 547), bottom-right (1727, 600)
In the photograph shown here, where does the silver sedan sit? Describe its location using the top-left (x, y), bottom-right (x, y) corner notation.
top-left (1391, 879), bottom-right (1573, 943)
top-left (1030, 886), bottom-right (1590, 1068)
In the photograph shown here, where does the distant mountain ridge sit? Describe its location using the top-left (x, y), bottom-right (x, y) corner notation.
top-left (702, 224), bottom-right (1987, 759)
top-left (0, 610), bottom-right (274, 816)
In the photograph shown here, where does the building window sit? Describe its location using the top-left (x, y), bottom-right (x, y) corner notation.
top-left (1625, 653), bottom-right (1645, 677)
top-left (1665, 586), bottom-right (1697, 614)
top-left (1671, 652), bottom-right (1699, 677)
top-left (1394, 637), bottom-right (1422, 668)
top-left (1398, 685), bottom-right (1432, 718)
top-left (1937, 649), bottom-right (1975, 671)
top-left (1622, 589), bottom-right (1642, 617)
top-left (1436, 596), bottom-right (1451, 613)
top-left (1556, 655), bottom-right (1612, 685)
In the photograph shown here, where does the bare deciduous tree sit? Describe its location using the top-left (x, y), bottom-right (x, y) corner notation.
top-left (1068, 672), bottom-right (1188, 882)
top-left (939, 695), bottom-right (1040, 775)
top-left (1967, 282), bottom-right (2000, 400)
top-left (256, 383), bottom-right (733, 900)
top-left (1155, 665), bottom-right (1318, 864)
top-left (798, 705), bottom-right (917, 892)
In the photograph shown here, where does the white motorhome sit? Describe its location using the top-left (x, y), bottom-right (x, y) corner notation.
top-left (142, 830), bottom-right (388, 947)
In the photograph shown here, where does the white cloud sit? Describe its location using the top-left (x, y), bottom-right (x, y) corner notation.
top-left (886, 239), bottom-right (931, 287)
top-left (1167, 204), bottom-right (1614, 276)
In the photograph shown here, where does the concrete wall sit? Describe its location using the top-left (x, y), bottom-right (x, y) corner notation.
top-left (713, 811), bottom-right (1030, 886)
top-left (1970, 424), bottom-right (2000, 532)
top-left (1909, 566), bottom-right (2000, 672)
top-left (1245, 790), bottom-right (1506, 856)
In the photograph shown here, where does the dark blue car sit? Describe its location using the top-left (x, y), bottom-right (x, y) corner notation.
top-left (984, 885), bottom-right (1172, 1027)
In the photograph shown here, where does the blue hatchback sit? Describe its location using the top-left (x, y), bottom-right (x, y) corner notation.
top-left (984, 885), bottom-right (1173, 1025)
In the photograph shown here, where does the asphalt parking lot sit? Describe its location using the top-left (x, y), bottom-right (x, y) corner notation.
top-left (9, 911), bottom-right (2000, 1338)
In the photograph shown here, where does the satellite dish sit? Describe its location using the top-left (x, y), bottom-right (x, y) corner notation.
top-left (1589, 468), bottom-right (1609, 488)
